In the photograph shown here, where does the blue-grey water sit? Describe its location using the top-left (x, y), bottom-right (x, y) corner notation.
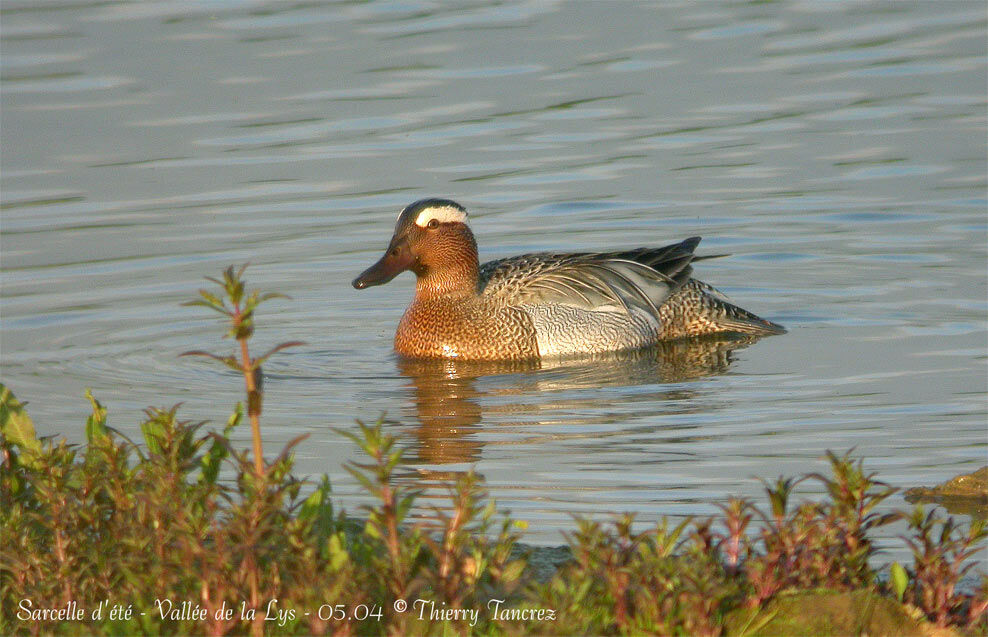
top-left (2, 0), bottom-right (986, 564)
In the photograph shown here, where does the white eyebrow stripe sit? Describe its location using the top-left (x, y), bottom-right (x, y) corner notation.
top-left (414, 205), bottom-right (467, 227)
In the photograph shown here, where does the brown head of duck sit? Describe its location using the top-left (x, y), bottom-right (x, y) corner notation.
top-left (353, 199), bottom-right (541, 359)
top-left (352, 198), bottom-right (480, 301)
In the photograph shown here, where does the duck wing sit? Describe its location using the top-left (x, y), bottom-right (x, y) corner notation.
top-left (479, 237), bottom-right (701, 316)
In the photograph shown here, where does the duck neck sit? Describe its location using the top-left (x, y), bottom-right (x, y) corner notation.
top-left (415, 260), bottom-right (479, 301)
top-left (414, 233), bottom-right (480, 301)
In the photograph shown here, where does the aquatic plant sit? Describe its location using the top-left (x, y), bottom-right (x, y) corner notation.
top-left (899, 506), bottom-right (987, 628)
top-left (181, 264), bottom-right (304, 477)
top-left (1, 264), bottom-right (984, 636)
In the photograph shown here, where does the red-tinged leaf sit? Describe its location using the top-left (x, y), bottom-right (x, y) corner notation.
top-left (419, 534), bottom-right (441, 556)
top-left (253, 341), bottom-right (307, 368)
top-left (206, 431), bottom-right (237, 456)
top-left (258, 292), bottom-right (290, 303)
top-left (270, 433), bottom-right (311, 467)
top-left (179, 349), bottom-right (225, 361)
top-left (182, 299), bottom-right (231, 315)
top-left (334, 426), bottom-right (363, 447)
top-left (344, 465), bottom-right (378, 494)
top-left (179, 350), bottom-right (241, 372)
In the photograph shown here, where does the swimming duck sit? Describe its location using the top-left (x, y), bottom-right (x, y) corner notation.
top-left (353, 198), bottom-right (785, 360)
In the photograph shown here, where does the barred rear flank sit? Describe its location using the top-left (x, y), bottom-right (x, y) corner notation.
top-left (657, 280), bottom-right (786, 339)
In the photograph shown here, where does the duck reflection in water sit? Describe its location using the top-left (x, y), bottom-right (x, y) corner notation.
top-left (395, 334), bottom-right (767, 472)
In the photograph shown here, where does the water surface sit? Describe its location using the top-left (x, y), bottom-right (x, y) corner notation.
top-left (2, 1), bottom-right (985, 557)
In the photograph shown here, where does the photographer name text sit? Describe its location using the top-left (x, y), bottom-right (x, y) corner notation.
top-left (17, 597), bottom-right (555, 627)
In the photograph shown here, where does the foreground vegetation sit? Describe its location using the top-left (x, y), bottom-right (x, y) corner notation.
top-left (2, 266), bottom-right (985, 636)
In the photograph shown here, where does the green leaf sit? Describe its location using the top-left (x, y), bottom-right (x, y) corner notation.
top-left (502, 559), bottom-right (525, 583)
top-left (139, 408), bottom-right (171, 456)
top-left (299, 477), bottom-right (332, 522)
top-left (197, 289), bottom-right (225, 308)
top-left (85, 388), bottom-right (109, 443)
top-left (326, 532), bottom-right (350, 571)
top-left (222, 356), bottom-right (244, 372)
top-left (199, 436), bottom-right (227, 485)
top-left (363, 518), bottom-right (381, 540)
top-left (200, 414), bottom-right (237, 487)
top-left (890, 562), bottom-right (908, 602)
top-left (224, 402), bottom-right (244, 435)
top-left (396, 491), bottom-right (419, 524)
top-left (0, 383), bottom-right (42, 467)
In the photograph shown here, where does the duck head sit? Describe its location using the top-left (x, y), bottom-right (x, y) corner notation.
top-left (352, 198), bottom-right (479, 294)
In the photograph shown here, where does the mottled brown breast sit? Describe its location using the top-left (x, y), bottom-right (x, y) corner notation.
top-left (394, 297), bottom-right (539, 360)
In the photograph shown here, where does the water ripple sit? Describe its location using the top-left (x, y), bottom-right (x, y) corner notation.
top-left (1, 0), bottom-right (984, 553)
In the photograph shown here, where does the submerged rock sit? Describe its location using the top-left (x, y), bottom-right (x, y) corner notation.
top-left (905, 467), bottom-right (988, 519)
top-left (724, 590), bottom-right (958, 637)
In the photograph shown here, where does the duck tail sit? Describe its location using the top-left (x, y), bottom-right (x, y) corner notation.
top-left (702, 295), bottom-right (787, 336)
top-left (658, 280), bottom-right (786, 338)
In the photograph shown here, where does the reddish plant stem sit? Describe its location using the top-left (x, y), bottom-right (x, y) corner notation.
top-left (233, 301), bottom-right (264, 477)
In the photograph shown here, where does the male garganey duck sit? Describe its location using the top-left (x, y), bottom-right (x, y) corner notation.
top-left (353, 199), bottom-right (785, 360)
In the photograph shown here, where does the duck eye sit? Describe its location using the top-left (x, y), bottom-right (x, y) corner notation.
top-left (427, 218), bottom-right (439, 229)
